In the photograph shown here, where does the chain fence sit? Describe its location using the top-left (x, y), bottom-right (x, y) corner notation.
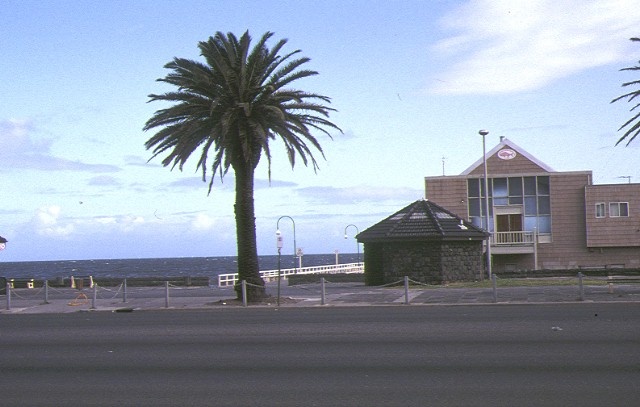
top-left (2, 273), bottom-right (640, 312)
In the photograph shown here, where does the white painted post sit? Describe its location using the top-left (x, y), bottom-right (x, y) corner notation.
top-left (165, 281), bottom-right (170, 308)
top-left (44, 280), bottom-right (50, 304)
top-left (321, 277), bottom-right (326, 305)
top-left (123, 279), bottom-right (127, 303)
top-left (404, 276), bottom-right (410, 304)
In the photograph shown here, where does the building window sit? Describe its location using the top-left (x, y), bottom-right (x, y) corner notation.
top-left (609, 202), bottom-right (629, 217)
top-left (595, 203), bottom-right (605, 218)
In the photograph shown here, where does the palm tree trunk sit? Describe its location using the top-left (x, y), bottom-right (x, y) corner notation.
top-left (233, 161), bottom-right (265, 301)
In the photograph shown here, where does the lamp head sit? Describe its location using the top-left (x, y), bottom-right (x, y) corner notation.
top-left (479, 129), bottom-right (489, 136)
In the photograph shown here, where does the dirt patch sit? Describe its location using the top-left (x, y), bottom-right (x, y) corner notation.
top-left (206, 295), bottom-right (301, 306)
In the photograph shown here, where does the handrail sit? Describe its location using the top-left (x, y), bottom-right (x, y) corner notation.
top-left (218, 262), bottom-right (364, 287)
top-left (492, 231), bottom-right (534, 245)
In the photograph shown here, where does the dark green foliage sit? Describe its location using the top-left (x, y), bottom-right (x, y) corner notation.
top-left (143, 31), bottom-right (340, 301)
top-left (612, 37), bottom-right (640, 146)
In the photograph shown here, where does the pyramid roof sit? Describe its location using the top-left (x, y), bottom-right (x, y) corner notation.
top-left (356, 199), bottom-right (488, 243)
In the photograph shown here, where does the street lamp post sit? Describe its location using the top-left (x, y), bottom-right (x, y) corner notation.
top-left (276, 216), bottom-right (296, 306)
top-left (344, 224), bottom-right (360, 264)
top-left (276, 216), bottom-right (297, 268)
top-left (479, 129), bottom-right (492, 279)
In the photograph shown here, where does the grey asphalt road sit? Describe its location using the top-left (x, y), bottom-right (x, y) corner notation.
top-left (1, 304), bottom-right (639, 406)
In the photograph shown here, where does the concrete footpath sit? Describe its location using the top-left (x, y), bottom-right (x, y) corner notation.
top-left (1, 281), bottom-right (640, 314)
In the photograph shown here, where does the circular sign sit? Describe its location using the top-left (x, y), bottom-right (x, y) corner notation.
top-left (497, 148), bottom-right (517, 160)
top-left (0, 243), bottom-right (5, 250)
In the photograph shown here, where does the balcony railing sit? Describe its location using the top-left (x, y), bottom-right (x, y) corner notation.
top-left (492, 231), bottom-right (534, 245)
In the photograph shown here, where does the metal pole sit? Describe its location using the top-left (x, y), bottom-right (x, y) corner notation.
top-left (277, 216), bottom-right (296, 273)
top-left (123, 279), bottom-right (127, 303)
top-left (277, 248), bottom-right (282, 306)
top-left (6, 282), bottom-right (10, 310)
top-left (44, 280), bottom-right (49, 304)
top-left (165, 281), bottom-right (170, 308)
top-left (578, 272), bottom-right (584, 301)
top-left (480, 130), bottom-right (492, 279)
top-left (321, 277), bottom-right (326, 305)
top-left (404, 276), bottom-right (410, 305)
top-left (241, 280), bottom-right (248, 307)
top-left (533, 227), bottom-right (538, 270)
top-left (91, 283), bottom-right (97, 309)
top-left (344, 224), bottom-right (360, 263)
top-left (492, 274), bottom-right (498, 303)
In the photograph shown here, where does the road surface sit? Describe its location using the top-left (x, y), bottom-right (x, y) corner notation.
top-left (0, 303), bottom-right (638, 406)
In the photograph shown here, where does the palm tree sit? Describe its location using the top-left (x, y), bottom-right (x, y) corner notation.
top-left (612, 37), bottom-right (640, 146)
top-left (143, 31), bottom-right (341, 301)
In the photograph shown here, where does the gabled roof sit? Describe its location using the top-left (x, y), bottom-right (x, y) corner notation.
top-left (461, 137), bottom-right (554, 175)
top-left (356, 199), bottom-right (488, 243)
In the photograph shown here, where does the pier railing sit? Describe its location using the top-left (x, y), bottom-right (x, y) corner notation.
top-left (217, 262), bottom-right (364, 287)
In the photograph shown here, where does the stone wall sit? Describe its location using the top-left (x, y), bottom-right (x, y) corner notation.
top-left (378, 240), bottom-right (482, 284)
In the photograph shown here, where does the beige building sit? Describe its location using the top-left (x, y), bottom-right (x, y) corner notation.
top-left (425, 138), bottom-right (640, 272)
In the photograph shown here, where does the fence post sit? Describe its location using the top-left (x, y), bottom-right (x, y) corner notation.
top-left (123, 279), bottom-right (127, 303)
top-left (44, 280), bottom-right (50, 304)
top-left (492, 274), bottom-right (498, 303)
top-left (404, 276), bottom-right (410, 304)
top-left (6, 282), bottom-right (10, 310)
top-left (91, 283), bottom-right (97, 309)
top-left (578, 272), bottom-right (584, 301)
top-left (165, 281), bottom-right (170, 308)
top-left (241, 280), bottom-right (247, 307)
top-left (321, 277), bottom-right (326, 305)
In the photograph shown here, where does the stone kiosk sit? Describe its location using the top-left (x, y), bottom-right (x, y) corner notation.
top-left (357, 199), bottom-right (488, 285)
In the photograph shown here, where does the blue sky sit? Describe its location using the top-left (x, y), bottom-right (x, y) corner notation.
top-left (1, 0), bottom-right (639, 261)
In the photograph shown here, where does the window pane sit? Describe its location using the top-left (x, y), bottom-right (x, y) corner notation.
top-left (621, 203), bottom-right (629, 217)
top-left (538, 196), bottom-right (551, 215)
top-left (468, 198), bottom-right (481, 216)
top-left (610, 203), bottom-right (620, 217)
top-left (524, 216), bottom-right (537, 232)
top-left (538, 216), bottom-right (551, 233)
top-left (525, 196), bottom-right (537, 215)
top-left (468, 178), bottom-right (479, 197)
top-left (494, 197), bottom-right (508, 205)
top-left (524, 177), bottom-right (537, 195)
top-left (509, 196), bottom-right (523, 205)
top-left (537, 176), bottom-right (550, 195)
top-left (596, 203), bottom-right (605, 218)
top-left (493, 178), bottom-right (507, 197)
top-left (508, 177), bottom-right (523, 197)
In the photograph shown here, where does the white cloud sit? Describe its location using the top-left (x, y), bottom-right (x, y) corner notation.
top-left (0, 118), bottom-right (120, 173)
top-left (192, 213), bottom-right (216, 231)
top-left (430, 0), bottom-right (640, 95)
top-left (33, 206), bottom-right (75, 238)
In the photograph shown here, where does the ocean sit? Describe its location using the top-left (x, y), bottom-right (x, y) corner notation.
top-left (0, 253), bottom-right (361, 280)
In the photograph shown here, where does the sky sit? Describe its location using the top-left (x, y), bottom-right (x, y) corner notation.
top-left (1, 0), bottom-right (640, 261)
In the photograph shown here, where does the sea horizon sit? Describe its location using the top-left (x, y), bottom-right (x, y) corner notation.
top-left (0, 253), bottom-right (361, 280)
